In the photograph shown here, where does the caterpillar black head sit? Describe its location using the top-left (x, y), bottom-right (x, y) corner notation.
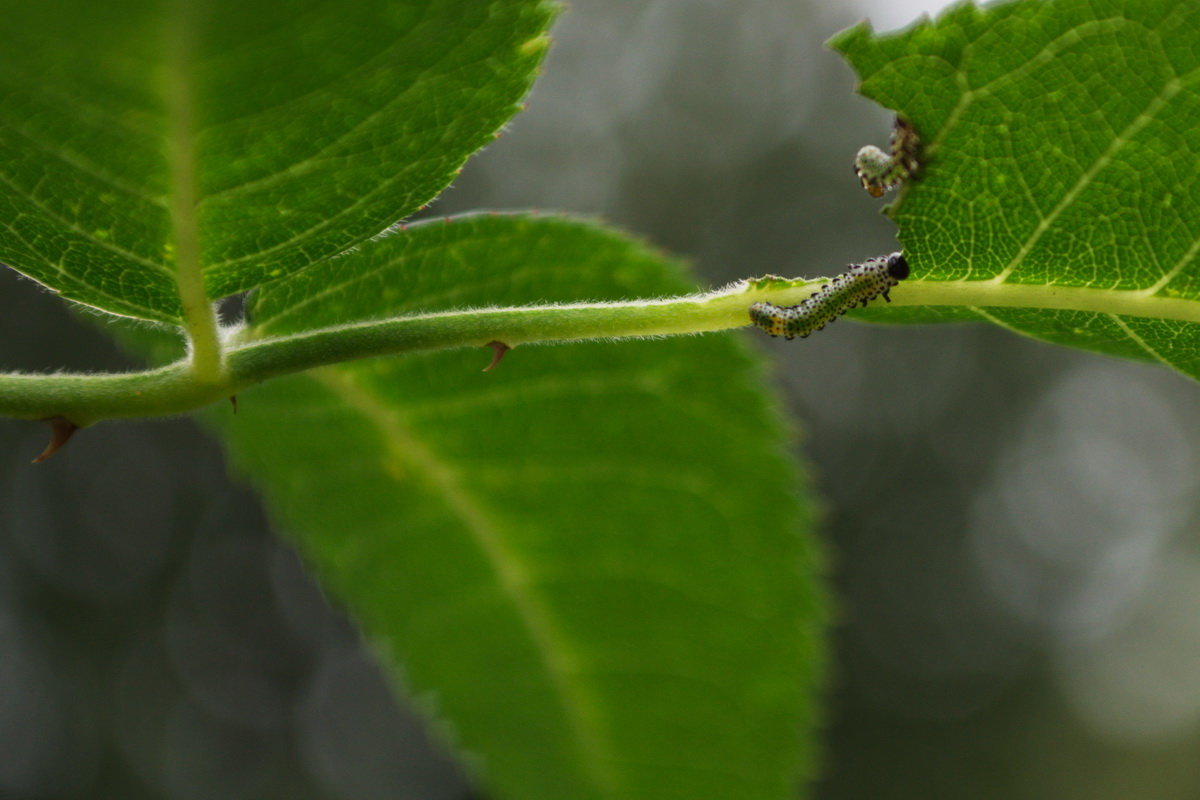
top-left (750, 252), bottom-right (908, 340)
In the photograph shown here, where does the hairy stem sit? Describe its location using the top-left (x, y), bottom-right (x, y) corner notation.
top-left (0, 281), bottom-right (789, 424)
top-left (889, 278), bottom-right (1200, 321)
top-left (2, 276), bottom-right (1198, 426)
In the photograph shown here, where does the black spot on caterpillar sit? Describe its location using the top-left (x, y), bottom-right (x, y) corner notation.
top-left (749, 252), bottom-right (909, 340)
top-left (854, 116), bottom-right (921, 198)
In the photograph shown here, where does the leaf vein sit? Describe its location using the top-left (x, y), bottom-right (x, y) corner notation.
top-left (990, 74), bottom-right (1184, 284)
top-left (0, 117), bottom-right (166, 208)
top-left (0, 169), bottom-right (172, 277)
top-left (1108, 313), bottom-right (1177, 371)
top-left (311, 366), bottom-right (625, 798)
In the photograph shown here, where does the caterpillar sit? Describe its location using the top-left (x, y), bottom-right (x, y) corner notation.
top-left (854, 116), bottom-right (921, 197)
top-left (749, 252), bottom-right (909, 340)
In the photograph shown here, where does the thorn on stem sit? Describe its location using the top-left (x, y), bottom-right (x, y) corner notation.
top-left (483, 341), bottom-right (511, 372)
top-left (32, 417), bottom-right (79, 464)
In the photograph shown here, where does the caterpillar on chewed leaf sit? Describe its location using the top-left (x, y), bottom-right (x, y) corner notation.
top-left (749, 252), bottom-right (909, 340)
top-left (854, 116), bottom-right (921, 198)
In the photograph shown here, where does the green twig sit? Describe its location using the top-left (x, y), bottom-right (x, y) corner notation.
top-left (0, 280), bottom-right (794, 425)
top-left (3, 275), bottom-right (1199, 426)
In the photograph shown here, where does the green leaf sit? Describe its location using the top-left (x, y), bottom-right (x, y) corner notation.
top-left (212, 213), bottom-right (825, 800)
top-left (0, 0), bottom-right (555, 323)
top-left (831, 0), bottom-right (1200, 380)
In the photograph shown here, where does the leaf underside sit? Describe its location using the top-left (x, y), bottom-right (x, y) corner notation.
top-left (210, 213), bottom-right (826, 800)
top-left (833, 0), bottom-right (1200, 380)
top-left (0, 0), bottom-right (554, 323)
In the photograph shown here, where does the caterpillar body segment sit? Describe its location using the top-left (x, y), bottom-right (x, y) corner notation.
top-left (749, 252), bottom-right (909, 340)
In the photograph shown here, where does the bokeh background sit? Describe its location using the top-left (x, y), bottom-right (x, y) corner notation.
top-left (4, 0), bottom-right (1200, 797)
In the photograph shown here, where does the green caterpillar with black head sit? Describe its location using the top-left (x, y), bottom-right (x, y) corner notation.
top-left (749, 252), bottom-right (909, 340)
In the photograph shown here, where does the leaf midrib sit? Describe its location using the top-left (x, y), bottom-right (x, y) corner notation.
top-left (310, 366), bottom-right (623, 799)
top-left (164, 0), bottom-right (221, 376)
top-left (892, 279), bottom-right (1200, 323)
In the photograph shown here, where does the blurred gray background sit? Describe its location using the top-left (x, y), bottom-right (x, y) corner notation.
top-left (4, 0), bottom-right (1200, 797)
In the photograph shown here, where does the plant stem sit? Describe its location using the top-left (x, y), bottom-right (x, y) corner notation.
top-left (0, 281), bottom-right (786, 424)
top-left (3, 275), bottom-right (1200, 425)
